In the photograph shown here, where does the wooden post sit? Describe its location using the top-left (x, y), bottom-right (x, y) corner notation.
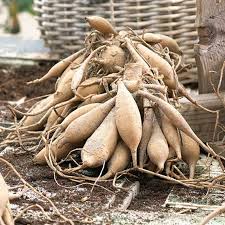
top-left (195, 0), bottom-right (225, 94)
top-left (179, 93), bottom-right (225, 142)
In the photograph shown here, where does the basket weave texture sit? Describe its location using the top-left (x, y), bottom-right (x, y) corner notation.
top-left (34, 0), bottom-right (198, 83)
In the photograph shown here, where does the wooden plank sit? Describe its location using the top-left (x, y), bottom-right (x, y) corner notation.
top-left (209, 141), bottom-right (225, 158)
top-left (195, 0), bottom-right (225, 93)
top-left (179, 92), bottom-right (225, 142)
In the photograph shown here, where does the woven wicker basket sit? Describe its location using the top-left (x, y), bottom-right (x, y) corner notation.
top-left (34, 0), bottom-right (198, 83)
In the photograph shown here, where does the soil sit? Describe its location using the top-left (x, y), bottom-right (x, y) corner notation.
top-left (0, 63), bottom-right (56, 101)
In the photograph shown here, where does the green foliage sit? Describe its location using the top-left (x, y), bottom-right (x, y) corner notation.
top-left (17, 0), bottom-right (34, 14)
top-left (3, 0), bottom-right (34, 14)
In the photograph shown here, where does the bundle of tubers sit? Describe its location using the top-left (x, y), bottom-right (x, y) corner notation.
top-left (3, 16), bottom-right (223, 182)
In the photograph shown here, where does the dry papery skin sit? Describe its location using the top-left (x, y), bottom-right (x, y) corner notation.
top-left (160, 110), bottom-right (181, 160)
top-left (138, 33), bottom-right (182, 55)
top-left (180, 131), bottom-right (200, 179)
top-left (125, 37), bottom-right (151, 75)
top-left (57, 103), bottom-right (101, 132)
top-left (103, 141), bottom-right (131, 179)
top-left (27, 49), bottom-right (85, 84)
top-left (138, 101), bottom-right (154, 168)
top-left (147, 113), bottom-right (169, 172)
top-left (116, 81), bottom-right (142, 168)
top-left (166, 133), bottom-right (200, 179)
top-left (21, 95), bottom-right (54, 129)
top-left (83, 141), bottom-right (131, 181)
top-left (22, 64), bottom-right (75, 117)
top-left (156, 33), bottom-right (182, 55)
top-left (80, 108), bottom-right (118, 170)
top-left (44, 105), bottom-right (65, 132)
top-left (71, 46), bottom-right (105, 94)
top-left (138, 33), bottom-right (162, 44)
top-left (137, 90), bottom-right (218, 158)
top-left (34, 98), bottom-right (115, 164)
top-left (135, 43), bottom-right (176, 89)
top-left (44, 103), bottom-right (101, 149)
top-left (85, 16), bottom-right (117, 35)
top-left (54, 76), bottom-right (106, 111)
top-left (99, 45), bottom-right (126, 72)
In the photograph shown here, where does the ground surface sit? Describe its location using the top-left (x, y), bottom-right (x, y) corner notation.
top-left (0, 63), bottom-right (55, 101)
top-left (0, 146), bottom-right (172, 225)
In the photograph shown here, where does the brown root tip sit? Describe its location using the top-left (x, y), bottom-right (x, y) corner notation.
top-left (27, 80), bottom-right (39, 85)
top-left (33, 148), bottom-right (49, 165)
top-left (177, 153), bottom-right (182, 161)
top-left (131, 151), bottom-right (138, 168)
top-left (33, 157), bottom-right (46, 165)
top-left (139, 163), bottom-right (144, 169)
top-left (97, 171), bottom-right (113, 181)
top-left (165, 162), bottom-right (172, 176)
top-left (156, 162), bottom-right (165, 173)
top-left (173, 147), bottom-right (182, 161)
top-left (155, 168), bottom-right (163, 173)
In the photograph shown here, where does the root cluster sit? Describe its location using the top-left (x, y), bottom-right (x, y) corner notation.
top-left (1, 16), bottom-right (222, 182)
top-left (0, 15), bottom-right (224, 225)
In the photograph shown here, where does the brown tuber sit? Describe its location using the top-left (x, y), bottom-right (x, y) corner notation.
top-left (115, 81), bottom-right (142, 167)
top-left (85, 16), bottom-right (117, 35)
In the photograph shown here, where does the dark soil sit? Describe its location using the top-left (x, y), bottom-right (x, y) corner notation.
top-left (0, 63), bottom-right (56, 101)
top-left (129, 176), bottom-right (172, 212)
